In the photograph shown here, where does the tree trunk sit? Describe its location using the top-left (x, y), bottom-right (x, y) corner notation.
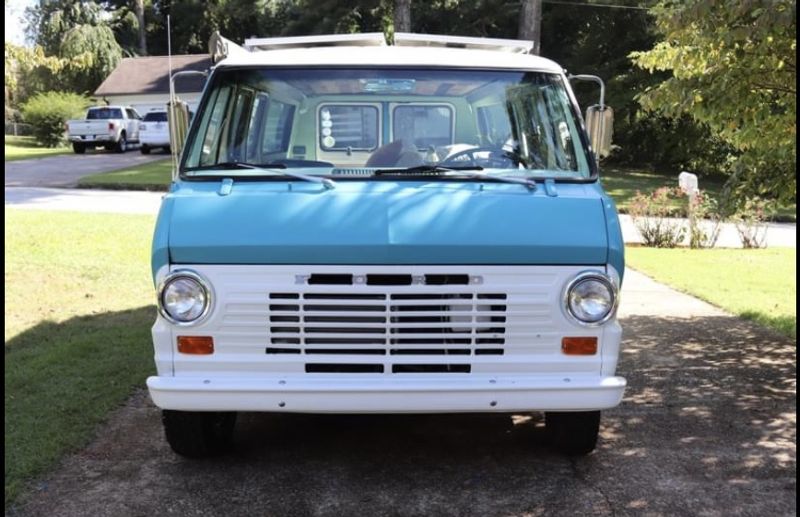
top-left (394, 0), bottom-right (412, 33)
top-left (518, 0), bottom-right (542, 55)
top-left (135, 0), bottom-right (147, 55)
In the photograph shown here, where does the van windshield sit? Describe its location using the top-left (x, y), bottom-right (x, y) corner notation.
top-left (182, 68), bottom-right (593, 180)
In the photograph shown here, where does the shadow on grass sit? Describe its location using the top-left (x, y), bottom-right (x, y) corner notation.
top-left (5, 306), bottom-right (156, 507)
top-left (11, 312), bottom-right (796, 516)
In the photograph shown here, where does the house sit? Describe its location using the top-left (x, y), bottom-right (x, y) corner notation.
top-left (93, 54), bottom-right (212, 115)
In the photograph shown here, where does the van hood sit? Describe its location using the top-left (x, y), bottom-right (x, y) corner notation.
top-left (162, 180), bottom-right (610, 267)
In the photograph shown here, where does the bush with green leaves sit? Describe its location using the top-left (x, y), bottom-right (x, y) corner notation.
top-left (21, 91), bottom-right (90, 147)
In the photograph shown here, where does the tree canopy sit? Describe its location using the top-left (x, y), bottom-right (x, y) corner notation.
top-left (632, 0), bottom-right (796, 201)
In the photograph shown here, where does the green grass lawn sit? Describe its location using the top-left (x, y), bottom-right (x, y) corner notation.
top-left (5, 209), bottom-right (157, 507)
top-left (77, 158), bottom-right (172, 190)
top-left (4, 136), bottom-right (71, 162)
top-left (601, 166), bottom-right (796, 222)
top-left (626, 247), bottom-right (796, 338)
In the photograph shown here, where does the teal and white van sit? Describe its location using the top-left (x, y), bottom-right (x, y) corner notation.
top-left (147, 33), bottom-right (626, 457)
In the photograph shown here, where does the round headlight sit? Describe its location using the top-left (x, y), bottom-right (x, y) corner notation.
top-left (158, 271), bottom-right (211, 325)
top-left (565, 273), bottom-right (617, 326)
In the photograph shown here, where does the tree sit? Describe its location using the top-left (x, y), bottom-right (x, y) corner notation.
top-left (632, 0), bottom-right (796, 201)
top-left (134, 0), bottom-right (147, 54)
top-left (394, 0), bottom-right (411, 32)
top-left (24, 0), bottom-right (123, 94)
top-left (518, 0), bottom-right (541, 55)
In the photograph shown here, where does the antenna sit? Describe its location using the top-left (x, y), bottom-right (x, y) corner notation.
top-left (167, 14), bottom-right (178, 181)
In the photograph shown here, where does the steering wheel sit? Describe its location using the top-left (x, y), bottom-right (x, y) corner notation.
top-left (439, 146), bottom-right (517, 168)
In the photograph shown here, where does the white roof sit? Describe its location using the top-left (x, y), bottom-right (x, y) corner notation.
top-left (215, 45), bottom-right (564, 73)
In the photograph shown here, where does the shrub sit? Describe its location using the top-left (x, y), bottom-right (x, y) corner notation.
top-left (732, 198), bottom-right (770, 249)
top-left (687, 190), bottom-right (723, 249)
top-left (629, 187), bottom-right (687, 247)
top-left (21, 91), bottom-right (90, 147)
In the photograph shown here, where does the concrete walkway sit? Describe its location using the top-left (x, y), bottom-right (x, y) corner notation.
top-left (5, 152), bottom-right (164, 188)
top-left (5, 186), bottom-right (796, 248)
top-left (10, 267), bottom-right (796, 517)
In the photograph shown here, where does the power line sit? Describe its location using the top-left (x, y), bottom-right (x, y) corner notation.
top-left (542, 0), bottom-right (652, 10)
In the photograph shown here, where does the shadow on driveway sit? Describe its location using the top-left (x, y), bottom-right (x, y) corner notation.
top-left (8, 312), bottom-right (796, 517)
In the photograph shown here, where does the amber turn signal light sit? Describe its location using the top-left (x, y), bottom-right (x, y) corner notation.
top-left (561, 336), bottom-right (597, 355)
top-left (177, 336), bottom-right (214, 355)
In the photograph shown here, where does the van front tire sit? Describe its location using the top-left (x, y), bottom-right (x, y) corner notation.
top-left (545, 410), bottom-right (601, 456)
top-left (140, 144), bottom-right (151, 154)
top-left (162, 410), bottom-right (237, 458)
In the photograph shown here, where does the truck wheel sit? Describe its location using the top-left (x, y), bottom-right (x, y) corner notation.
top-left (162, 410), bottom-right (237, 458)
top-left (140, 145), bottom-right (151, 155)
top-left (115, 132), bottom-right (127, 153)
top-left (164, 145), bottom-right (171, 154)
top-left (546, 410), bottom-right (601, 456)
top-left (72, 142), bottom-right (86, 154)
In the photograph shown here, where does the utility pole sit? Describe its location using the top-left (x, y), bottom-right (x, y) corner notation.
top-left (518, 0), bottom-right (542, 55)
top-left (394, 0), bottom-right (412, 33)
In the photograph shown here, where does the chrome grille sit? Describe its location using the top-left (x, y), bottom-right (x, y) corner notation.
top-left (267, 291), bottom-right (508, 372)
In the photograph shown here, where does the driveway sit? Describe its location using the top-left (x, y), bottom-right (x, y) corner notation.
top-left (8, 270), bottom-right (795, 516)
top-left (4, 152), bottom-right (165, 188)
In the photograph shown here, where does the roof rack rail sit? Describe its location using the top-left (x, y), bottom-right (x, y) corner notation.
top-left (244, 33), bottom-right (387, 52)
top-left (393, 33), bottom-right (533, 54)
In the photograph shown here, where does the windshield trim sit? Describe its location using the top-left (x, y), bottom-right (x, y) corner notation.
top-left (178, 65), bottom-right (599, 184)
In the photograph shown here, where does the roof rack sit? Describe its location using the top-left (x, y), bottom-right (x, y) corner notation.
top-left (213, 32), bottom-right (535, 61)
top-left (244, 33), bottom-right (386, 52)
top-left (394, 33), bottom-right (533, 54)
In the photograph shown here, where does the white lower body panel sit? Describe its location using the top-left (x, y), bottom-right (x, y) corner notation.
top-left (146, 374), bottom-right (626, 413)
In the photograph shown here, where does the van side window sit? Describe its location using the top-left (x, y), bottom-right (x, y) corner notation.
top-left (393, 105), bottom-right (453, 149)
top-left (319, 105), bottom-right (379, 151)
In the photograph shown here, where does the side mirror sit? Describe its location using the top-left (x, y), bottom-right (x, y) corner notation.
top-left (585, 104), bottom-right (613, 159)
top-left (568, 74), bottom-right (614, 160)
top-left (167, 99), bottom-right (191, 157)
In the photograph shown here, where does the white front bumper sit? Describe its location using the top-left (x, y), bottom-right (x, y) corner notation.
top-left (146, 374), bottom-right (626, 413)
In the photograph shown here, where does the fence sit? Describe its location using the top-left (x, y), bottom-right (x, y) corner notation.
top-left (5, 123), bottom-right (34, 136)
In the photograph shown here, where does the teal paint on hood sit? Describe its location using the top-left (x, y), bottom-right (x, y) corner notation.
top-left (165, 180), bottom-right (610, 266)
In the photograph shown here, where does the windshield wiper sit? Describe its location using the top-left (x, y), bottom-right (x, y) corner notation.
top-left (185, 161), bottom-right (336, 189)
top-left (374, 164), bottom-right (536, 190)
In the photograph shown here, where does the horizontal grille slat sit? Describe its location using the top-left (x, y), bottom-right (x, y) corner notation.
top-left (266, 277), bottom-right (520, 370)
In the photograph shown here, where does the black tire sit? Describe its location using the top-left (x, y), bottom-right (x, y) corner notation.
top-left (140, 144), bottom-right (151, 155)
top-left (114, 132), bottom-right (127, 153)
top-left (164, 145), bottom-right (171, 154)
top-left (546, 410), bottom-right (601, 456)
top-left (162, 410), bottom-right (237, 458)
top-left (72, 142), bottom-right (86, 154)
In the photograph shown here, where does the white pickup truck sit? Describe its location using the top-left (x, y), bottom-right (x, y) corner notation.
top-left (66, 106), bottom-right (142, 154)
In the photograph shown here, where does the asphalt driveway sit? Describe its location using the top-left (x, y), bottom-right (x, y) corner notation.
top-left (4, 152), bottom-right (164, 188)
top-left (8, 270), bottom-right (795, 516)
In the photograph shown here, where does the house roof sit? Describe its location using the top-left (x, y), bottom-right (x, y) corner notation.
top-left (94, 54), bottom-right (212, 96)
